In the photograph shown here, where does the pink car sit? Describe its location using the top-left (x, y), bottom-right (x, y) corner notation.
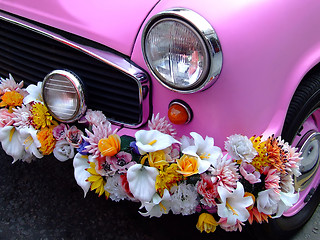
top-left (1, 0), bottom-right (320, 237)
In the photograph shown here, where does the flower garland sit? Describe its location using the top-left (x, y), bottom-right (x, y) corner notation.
top-left (0, 74), bottom-right (302, 234)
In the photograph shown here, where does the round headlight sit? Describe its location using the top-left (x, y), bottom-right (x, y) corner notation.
top-left (42, 70), bottom-right (86, 122)
top-left (142, 8), bottom-right (222, 93)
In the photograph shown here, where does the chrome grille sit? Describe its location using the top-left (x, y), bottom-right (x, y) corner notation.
top-left (0, 12), bottom-right (150, 126)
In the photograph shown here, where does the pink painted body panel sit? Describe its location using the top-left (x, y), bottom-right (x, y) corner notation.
top-left (1, 0), bottom-right (320, 147)
top-left (0, 0), bottom-right (159, 56)
top-left (131, 0), bottom-right (320, 146)
top-left (0, 0), bottom-right (319, 146)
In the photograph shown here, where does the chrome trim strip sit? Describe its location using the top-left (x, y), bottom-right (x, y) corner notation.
top-left (0, 12), bottom-right (150, 128)
top-left (142, 8), bottom-right (222, 93)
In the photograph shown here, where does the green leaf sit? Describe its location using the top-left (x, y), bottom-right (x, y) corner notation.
top-left (120, 135), bottom-right (136, 151)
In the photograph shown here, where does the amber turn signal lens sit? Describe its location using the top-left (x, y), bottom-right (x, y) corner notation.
top-left (168, 102), bottom-right (191, 125)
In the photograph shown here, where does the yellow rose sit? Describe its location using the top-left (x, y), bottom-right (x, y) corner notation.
top-left (148, 150), bottom-right (169, 169)
top-left (176, 154), bottom-right (199, 177)
top-left (196, 213), bottom-right (218, 233)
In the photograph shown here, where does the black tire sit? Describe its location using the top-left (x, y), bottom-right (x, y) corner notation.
top-left (282, 70), bottom-right (320, 143)
top-left (259, 69), bottom-right (320, 238)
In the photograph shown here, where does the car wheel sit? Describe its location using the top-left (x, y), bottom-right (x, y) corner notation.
top-left (259, 69), bottom-right (320, 238)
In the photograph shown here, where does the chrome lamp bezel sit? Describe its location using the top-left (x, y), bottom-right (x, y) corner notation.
top-left (42, 69), bottom-right (87, 123)
top-left (142, 8), bottom-right (223, 93)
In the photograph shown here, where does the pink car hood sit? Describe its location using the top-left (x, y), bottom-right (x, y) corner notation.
top-left (0, 0), bottom-right (160, 56)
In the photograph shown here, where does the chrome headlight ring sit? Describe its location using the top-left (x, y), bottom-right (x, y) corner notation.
top-left (42, 70), bottom-right (86, 123)
top-left (142, 8), bottom-right (222, 93)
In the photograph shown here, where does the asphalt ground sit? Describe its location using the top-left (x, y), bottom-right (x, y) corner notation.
top-left (0, 147), bottom-right (319, 240)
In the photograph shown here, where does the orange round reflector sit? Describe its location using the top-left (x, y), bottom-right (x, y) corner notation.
top-left (168, 103), bottom-right (190, 125)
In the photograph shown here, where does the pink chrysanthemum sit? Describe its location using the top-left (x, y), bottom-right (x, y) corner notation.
top-left (210, 155), bottom-right (240, 192)
top-left (0, 74), bottom-right (24, 94)
top-left (0, 108), bottom-right (14, 127)
top-left (148, 113), bottom-right (177, 137)
top-left (283, 142), bottom-right (302, 177)
top-left (82, 122), bottom-right (115, 158)
top-left (197, 173), bottom-right (219, 207)
top-left (264, 168), bottom-right (280, 190)
top-left (79, 109), bottom-right (108, 127)
top-left (279, 174), bottom-right (294, 193)
top-left (12, 104), bottom-right (32, 129)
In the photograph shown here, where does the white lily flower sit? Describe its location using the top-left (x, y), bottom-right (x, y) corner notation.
top-left (23, 82), bottom-right (43, 104)
top-left (0, 126), bottom-right (25, 163)
top-left (139, 189), bottom-right (171, 218)
top-left (182, 132), bottom-right (222, 173)
top-left (18, 126), bottom-right (43, 159)
top-left (73, 153), bottom-right (91, 197)
top-left (273, 189), bottom-right (299, 218)
top-left (217, 182), bottom-right (253, 225)
top-left (127, 163), bottom-right (159, 202)
top-left (180, 134), bottom-right (194, 150)
top-left (135, 130), bottom-right (180, 155)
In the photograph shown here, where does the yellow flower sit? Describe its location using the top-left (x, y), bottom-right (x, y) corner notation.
top-left (37, 126), bottom-right (56, 155)
top-left (244, 192), bottom-right (255, 210)
top-left (86, 162), bottom-right (109, 198)
top-left (155, 163), bottom-right (183, 196)
top-left (0, 91), bottom-right (23, 111)
top-left (196, 213), bottom-right (218, 233)
top-left (176, 154), bottom-right (199, 177)
top-left (98, 134), bottom-right (121, 157)
top-left (250, 135), bottom-right (287, 173)
top-left (148, 150), bottom-right (169, 170)
top-left (31, 102), bottom-right (54, 129)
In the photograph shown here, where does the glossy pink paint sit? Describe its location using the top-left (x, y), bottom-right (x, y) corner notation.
top-left (131, 0), bottom-right (320, 147)
top-left (0, 0), bottom-right (159, 56)
top-left (2, 0), bottom-right (320, 147)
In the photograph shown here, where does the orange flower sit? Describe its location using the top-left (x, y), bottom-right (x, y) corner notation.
top-left (0, 91), bottom-right (23, 110)
top-left (37, 126), bottom-right (56, 155)
top-left (98, 134), bottom-right (121, 157)
top-left (265, 136), bottom-right (287, 174)
top-left (248, 206), bottom-right (270, 224)
top-left (251, 135), bottom-right (287, 174)
top-left (196, 213), bottom-right (219, 233)
top-left (176, 154), bottom-right (199, 177)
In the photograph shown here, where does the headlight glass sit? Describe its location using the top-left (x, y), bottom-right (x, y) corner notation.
top-left (142, 9), bottom-right (222, 93)
top-left (144, 18), bottom-right (209, 91)
top-left (42, 70), bottom-right (86, 122)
